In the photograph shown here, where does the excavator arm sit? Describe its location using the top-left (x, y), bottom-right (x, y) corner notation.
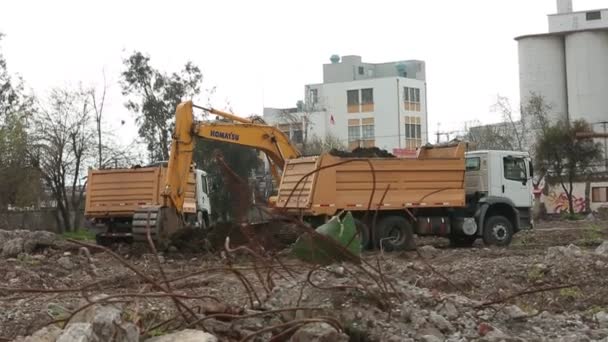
top-left (163, 101), bottom-right (301, 212)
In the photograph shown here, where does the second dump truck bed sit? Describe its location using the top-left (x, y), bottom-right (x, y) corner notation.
top-left (275, 142), bottom-right (466, 216)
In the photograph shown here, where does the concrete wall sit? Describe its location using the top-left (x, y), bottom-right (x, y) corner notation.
top-left (565, 31), bottom-right (608, 123)
top-left (541, 181), bottom-right (608, 214)
top-left (0, 210), bottom-right (83, 233)
top-left (549, 9), bottom-right (608, 32)
top-left (517, 35), bottom-right (568, 123)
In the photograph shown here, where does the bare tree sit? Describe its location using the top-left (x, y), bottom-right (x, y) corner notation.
top-left (90, 71), bottom-right (107, 169)
top-left (33, 87), bottom-right (94, 232)
top-left (303, 133), bottom-right (346, 156)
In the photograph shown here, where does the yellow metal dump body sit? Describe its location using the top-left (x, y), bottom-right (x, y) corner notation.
top-left (276, 143), bottom-right (466, 216)
top-left (85, 166), bottom-right (196, 219)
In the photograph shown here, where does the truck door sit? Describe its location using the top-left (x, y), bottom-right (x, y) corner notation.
top-left (195, 171), bottom-right (211, 215)
top-left (501, 156), bottom-right (532, 208)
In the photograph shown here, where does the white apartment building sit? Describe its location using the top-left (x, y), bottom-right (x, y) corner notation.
top-left (264, 55), bottom-right (428, 156)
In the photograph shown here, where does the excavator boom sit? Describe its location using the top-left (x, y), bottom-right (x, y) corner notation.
top-left (163, 101), bottom-right (301, 213)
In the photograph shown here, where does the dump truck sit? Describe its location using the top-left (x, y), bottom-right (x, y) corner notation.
top-left (275, 142), bottom-right (533, 249)
top-left (85, 163), bottom-right (211, 245)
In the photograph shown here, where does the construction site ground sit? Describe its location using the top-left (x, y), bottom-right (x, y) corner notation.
top-left (2, 218), bottom-right (608, 341)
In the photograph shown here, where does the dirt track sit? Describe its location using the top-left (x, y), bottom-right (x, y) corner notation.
top-left (2, 219), bottom-right (608, 341)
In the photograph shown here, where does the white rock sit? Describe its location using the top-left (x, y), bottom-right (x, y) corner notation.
top-left (596, 311), bottom-right (608, 329)
top-left (145, 329), bottom-right (217, 342)
top-left (596, 241), bottom-right (608, 255)
top-left (504, 305), bottom-right (528, 320)
top-left (420, 335), bottom-right (443, 342)
top-left (13, 325), bottom-right (63, 342)
top-left (57, 256), bottom-right (76, 270)
top-left (419, 245), bottom-right (439, 259)
top-left (2, 237), bottom-right (24, 257)
top-left (57, 323), bottom-right (94, 342)
top-left (429, 312), bottom-right (454, 333)
top-left (440, 302), bottom-right (459, 319)
top-left (289, 322), bottom-right (349, 342)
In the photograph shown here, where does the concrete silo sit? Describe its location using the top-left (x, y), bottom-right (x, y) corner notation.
top-left (565, 30), bottom-right (608, 123)
top-left (516, 35), bottom-right (568, 123)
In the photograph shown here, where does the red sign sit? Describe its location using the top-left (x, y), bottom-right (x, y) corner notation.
top-left (392, 148), bottom-right (417, 158)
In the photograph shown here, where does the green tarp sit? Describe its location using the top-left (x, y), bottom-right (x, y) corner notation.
top-left (292, 212), bottom-right (361, 265)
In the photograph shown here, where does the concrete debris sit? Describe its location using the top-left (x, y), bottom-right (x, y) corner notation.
top-left (545, 244), bottom-right (583, 261)
top-left (596, 241), bottom-right (608, 255)
top-left (0, 229), bottom-right (61, 258)
top-left (596, 311), bottom-right (608, 329)
top-left (57, 256), bottom-right (76, 270)
top-left (145, 329), bottom-right (217, 342)
top-left (428, 312), bottom-right (454, 333)
top-left (2, 237), bottom-right (24, 257)
top-left (418, 245), bottom-right (440, 259)
top-left (56, 323), bottom-right (94, 342)
top-left (13, 325), bottom-right (63, 342)
top-left (504, 304), bottom-right (528, 320)
top-left (289, 322), bottom-right (349, 342)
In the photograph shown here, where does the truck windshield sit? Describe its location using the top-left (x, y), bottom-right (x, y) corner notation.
top-left (465, 157), bottom-right (480, 171)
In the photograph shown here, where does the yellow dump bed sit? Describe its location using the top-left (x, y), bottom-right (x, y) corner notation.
top-left (85, 166), bottom-right (196, 218)
top-left (276, 142), bottom-right (466, 216)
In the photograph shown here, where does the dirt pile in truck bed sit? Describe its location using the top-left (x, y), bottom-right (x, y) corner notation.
top-left (329, 147), bottom-right (395, 158)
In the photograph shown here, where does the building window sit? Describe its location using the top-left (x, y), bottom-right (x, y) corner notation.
top-left (358, 66), bottom-right (364, 75)
top-left (278, 123), bottom-right (303, 144)
top-left (592, 187), bottom-right (608, 202)
top-left (586, 11), bottom-right (601, 20)
top-left (309, 88), bottom-right (318, 105)
top-left (404, 87), bottom-right (421, 112)
top-left (404, 116), bottom-right (422, 149)
top-left (361, 88), bottom-right (374, 112)
top-left (347, 90), bottom-right (359, 113)
top-left (361, 118), bottom-right (375, 147)
top-left (348, 118), bottom-right (375, 150)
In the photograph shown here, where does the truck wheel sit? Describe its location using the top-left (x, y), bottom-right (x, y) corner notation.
top-left (353, 218), bottom-right (371, 250)
top-left (378, 216), bottom-right (415, 251)
top-left (483, 215), bottom-right (513, 246)
top-left (449, 235), bottom-right (477, 248)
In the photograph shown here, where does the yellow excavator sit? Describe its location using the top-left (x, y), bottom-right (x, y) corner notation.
top-left (132, 101), bottom-right (301, 243)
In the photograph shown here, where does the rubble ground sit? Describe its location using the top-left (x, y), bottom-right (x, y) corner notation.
top-left (1, 219), bottom-right (608, 341)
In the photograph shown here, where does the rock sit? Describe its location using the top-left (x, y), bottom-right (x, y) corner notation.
top-left (157, 255), bottom-right (165, 264)
top-left (558, 334), bottom-right (591, 342)
top-left (504, 304), bottom-right (528, 320)
top-left (482, 328), bottom-right (511, 342)
top-left (439, 302), bottom-right (459, 319)
top-left (596, 311), bottom-right (608, 329)
top-left (57, 256), bottom-right (76, 270)
top-left (596, 241), bottom-right (608, 255)
top-left (420, 335), bottom-right (443, 342)
top-left (419, 245), bottom-right (439, 259)
top-left (24, 231), bottom-right (58, 252)
top-left (13, 325), bottom-right (63, 342)
top-left (57, 323), bottom-right (94, 342)
top-left (289, 322), bottom-right (349, 342)
top-left (546, 244), bottom-right (583, 261)
top-left (585, 213), bottom-right (596, 221)
top-left (145, 329), bottom-right (217, 342)
top-left (90, 306), bottom-right (138, 342)
top-left (2, 237), bottom-right (24, 257)
top-left (168, 246), bottom-right (179, 253)
top-left (429, 312), bottom-right (454, 333)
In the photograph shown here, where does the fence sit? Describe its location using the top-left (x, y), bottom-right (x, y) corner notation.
top-left (0, 209), bottom-right (84, 233)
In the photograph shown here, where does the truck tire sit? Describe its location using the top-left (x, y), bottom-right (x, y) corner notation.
top-left (378, 216), bottom-right (415, 251)
top-left (449, 235), bottom-right (477, 248)
top-left (482, 215), bottom-right (513, 246)
top-left (353, 218), bottom-right (371, 250)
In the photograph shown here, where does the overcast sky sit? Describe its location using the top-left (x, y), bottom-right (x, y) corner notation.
top-left (1, 0), bottom-right (606, 146)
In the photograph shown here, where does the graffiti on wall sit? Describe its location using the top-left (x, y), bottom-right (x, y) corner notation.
top-left (544, 191), bottom-right (586, 214)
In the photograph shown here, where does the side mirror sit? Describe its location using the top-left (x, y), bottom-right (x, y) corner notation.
top-left (522, 179), bottom-right (527, 186)
top-left (528, 161), bottom-right (534, 179)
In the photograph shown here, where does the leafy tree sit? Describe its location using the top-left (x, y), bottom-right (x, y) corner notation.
top-left (0, 33), bottom-right (41, 208)
top-left (121, 51), bottom-right (203, 162)
top-left (535, 119), bottom-right (603, 215)
top-left (192, 139), bottom-right (260, 222)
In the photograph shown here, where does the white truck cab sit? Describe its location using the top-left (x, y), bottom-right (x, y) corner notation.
top-left (194, 169), bottom-right (212, 229)
top-left (457, 150), bottom-right (533, 246)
